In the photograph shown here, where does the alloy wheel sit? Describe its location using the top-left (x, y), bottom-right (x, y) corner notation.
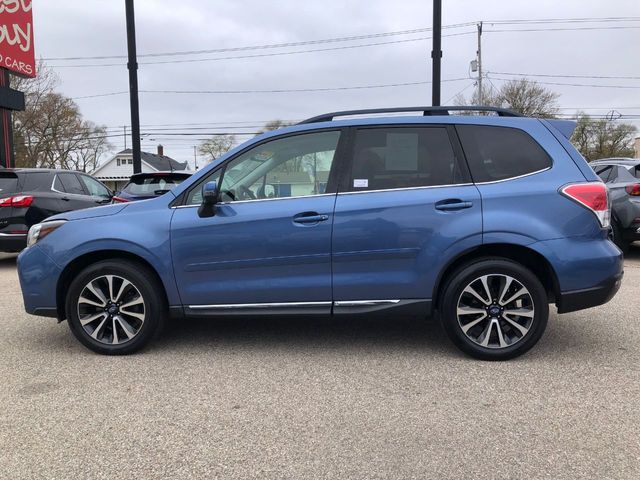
top-left (76, 275), bottom-right (146, 345)
top-left (456, 274), bottom-right (535, 349)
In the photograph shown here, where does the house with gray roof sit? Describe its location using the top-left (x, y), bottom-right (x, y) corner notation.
top-left (90, 145), bottom-right (188, 191)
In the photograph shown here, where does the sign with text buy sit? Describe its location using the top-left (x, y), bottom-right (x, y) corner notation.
top-left (0, 0), bottom-right (35, 78)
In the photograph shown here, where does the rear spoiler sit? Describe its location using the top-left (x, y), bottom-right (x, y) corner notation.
top-left (544, 119), bottom-right (577, 139)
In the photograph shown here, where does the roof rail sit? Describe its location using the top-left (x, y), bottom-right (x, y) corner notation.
top-left (298, 106), bottom-right (523, 124)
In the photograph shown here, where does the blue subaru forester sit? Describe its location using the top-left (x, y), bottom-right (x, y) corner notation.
top-left (17, 107), bottom-right (623, 360)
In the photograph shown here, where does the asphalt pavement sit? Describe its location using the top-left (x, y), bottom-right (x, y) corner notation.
top-left (0, 249), bottom-right (639, 479)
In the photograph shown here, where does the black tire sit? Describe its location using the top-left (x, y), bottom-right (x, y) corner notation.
top-left (611, 220), bottom-right (629, 255)
top-left (65, 260), bottom-right (167, 355)
top-left (440, 258), bottom-right (549, 361)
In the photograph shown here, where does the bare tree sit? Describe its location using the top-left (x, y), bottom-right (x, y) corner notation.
top-left (571, 113), bottom-right (637, 161)
top-left (10, 61), bottom-right (112, 170)
top-left (198, 134), bottom-right (236, 163)
top-left (258, 120), bottom-right (292, 134)
top-left (456, 78), bottom-right (560, 117)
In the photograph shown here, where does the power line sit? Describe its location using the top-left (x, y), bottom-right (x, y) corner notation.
top-left (488, 75), bottom-right (640, 89)
top-left (489, 71), bottom-right (640, 80)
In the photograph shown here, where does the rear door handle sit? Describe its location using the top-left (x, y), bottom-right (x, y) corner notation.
top-left (435, 199), bottom-right (473, 211)
top-left (293, 212), bottom-right (329, 224)
top-left (61, 196), bottom-right (70, 202)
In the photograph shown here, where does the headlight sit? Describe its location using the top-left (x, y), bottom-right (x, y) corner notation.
top-left (27, 220), bottom-right (67, 248)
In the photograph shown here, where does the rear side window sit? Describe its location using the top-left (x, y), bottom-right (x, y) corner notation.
top-left (457, 125), bottom-right (552, 183)
top-left (0, 173), bottom-right (18, 194)
top-left (123, 175), bottom-right (188, 196)
top-left (57, 173), bottom-right (85, 195)
top-left (594, 165), bottom-right (613, 182)
top-left (349, 127), bottom-right (466, 192)
top-left (20, 172), bottom-right (52, 192)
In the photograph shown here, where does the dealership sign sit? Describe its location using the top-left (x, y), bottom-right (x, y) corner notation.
top-left (0, 0), bottom-right (35, 78)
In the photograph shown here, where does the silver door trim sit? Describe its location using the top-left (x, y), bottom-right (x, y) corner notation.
top-left (334, 299), bottom-right (401, 307)
top-left (188, 301), bottom-right (332, 310)
top-left (173, 193), bottom-right (336, 209)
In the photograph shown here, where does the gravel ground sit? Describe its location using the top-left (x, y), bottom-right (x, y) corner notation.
top-left (0, 249), bottom-right (639, 479)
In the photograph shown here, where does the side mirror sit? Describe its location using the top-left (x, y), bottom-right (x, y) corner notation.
top-left (198, 181), bottom-right (219, 218)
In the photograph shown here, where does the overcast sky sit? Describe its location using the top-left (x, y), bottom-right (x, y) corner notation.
top-left (31, 0), bottom-right (640, 165)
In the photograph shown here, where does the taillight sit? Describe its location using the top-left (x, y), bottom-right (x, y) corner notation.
top-left (561, 182), bottom-right (610, 228)
top-left (0, 195), bottom-right (34, 208)
top-left (625, 184), bottom-right (640, 196)
top-left (112, 196), bottom-right (130, 203)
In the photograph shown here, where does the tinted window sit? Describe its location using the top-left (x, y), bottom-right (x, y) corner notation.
top-left (123, 174), bottom-right (188, 196)
top-left (349, 127), bottom-right (464, 191)
top-left (21, 172), bottom-right (52, 192)
top-left (58, 173), bottom-right (85, 195)
top-left (186, 131), bottom-right (340, 205)
top-left (0, 173), bottom-right (18, 194)
top-left (457, 125), bottom-right (552, 183)
top-left (594, 165), bottom-right (613, 182)
top-left (79, 175), bottom-right (111, 197)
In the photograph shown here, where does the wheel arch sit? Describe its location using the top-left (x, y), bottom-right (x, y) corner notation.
top-left (56, 250), bottom-right (169, 321)
top-left (432, 243), bottom-right (560, 311)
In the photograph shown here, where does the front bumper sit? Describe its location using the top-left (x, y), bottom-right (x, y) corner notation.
top-left (557, 272), bottom-right (623, 314)
top-left (0, 233), bottom-right (26, 253)
top-left (17, 245), bottom-right (62, 318)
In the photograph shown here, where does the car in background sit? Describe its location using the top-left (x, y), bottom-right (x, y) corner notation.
top-left (591, 158), bottom-right (640, 253)
top-left (112, 171), bottom-right (193, 203)
top-left (0, 169), bottom-right (112, 252)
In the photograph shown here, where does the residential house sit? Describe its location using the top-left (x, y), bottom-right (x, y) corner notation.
top-left (91, 145), bottom-right (188, 191)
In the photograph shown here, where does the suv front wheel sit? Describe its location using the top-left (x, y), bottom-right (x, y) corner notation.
top-left (65, 260), bottom-right (166, 355)
top-left (440, 258), bottom-right (549, 360)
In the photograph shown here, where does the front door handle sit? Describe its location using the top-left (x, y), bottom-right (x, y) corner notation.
top-left (293, 212), bottom-right (329, 224)
top-left (435, 199), bottom-right (473, 211)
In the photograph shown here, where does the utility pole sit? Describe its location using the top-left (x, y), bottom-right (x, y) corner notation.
top-left (193, 146), bottom-right (198, 170)
top-left (123, 125), bottom-right (127, 149)
top-left (431, 0), bottom-right (442, 106)
top-left (477, 21), bottom-right (483, 105)
top-left (125, 0), bottom-right (142, 174)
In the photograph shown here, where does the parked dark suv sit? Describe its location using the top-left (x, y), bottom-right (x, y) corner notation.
top-left (0, 169), bottom-right (112, 252)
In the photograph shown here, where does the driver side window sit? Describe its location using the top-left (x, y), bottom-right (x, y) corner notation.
top-left (219, 131), bottom-right (340, 203)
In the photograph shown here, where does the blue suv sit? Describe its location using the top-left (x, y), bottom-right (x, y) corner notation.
top-left (17, 107), bottom-right (623, 359)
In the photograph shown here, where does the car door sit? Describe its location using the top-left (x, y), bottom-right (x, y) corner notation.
top-left (77, 174), bottom-right (113, 205)
top-left (54, 172), bottom-right (95, 211)
top-left (331, 125), bottom-right (482, 314)
top-left (171, 129), bottom-right (343, 314)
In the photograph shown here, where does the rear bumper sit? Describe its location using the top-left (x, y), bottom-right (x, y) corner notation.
top-left (0, 233), bottom-right (26, 252)
top-left (557, 272), bottom-right (623, 314)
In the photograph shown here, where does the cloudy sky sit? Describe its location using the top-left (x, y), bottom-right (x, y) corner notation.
top-left (31, 0), bottom-right (640, 165)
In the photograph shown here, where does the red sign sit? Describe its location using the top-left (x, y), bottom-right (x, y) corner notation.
top-left (0, 0), bottom-right (35, 78)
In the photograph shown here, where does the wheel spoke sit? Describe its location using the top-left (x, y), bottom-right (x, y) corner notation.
top-left (502, 316), bottom-right (530, 336)
top-left (85, 282), bottom-right (107, 307)
top-left (106, 275), bottom-right (116, 302)
top-left (457, 306), bottom-right (486, 316)
top-left (114, 279), bottom-right (131, 303)
top-left (78, 295), bottom-right (104, 308)
top-left (460, 313), bottom-right (487, 333)
top-left (90, 315), bottom-right (109, 340)
top-left (498, 276), bottom-right (513, 306)
top-left (115, 316), bottom-right (136, 339)
top-left (504, 308), bottom-right (534, 318)
top-left (80, 312), bottom-right (106, 326)
top-left (463, 285), bottom-right (491, 306)
top-left (120, 296), bottom-right (143, 310)
top-left (479, 320), bottom-right (494, 347)
top-left (111, 317), bottom-right (119, 344)
top-left (479, 275), bottom-right (493, 303)
top-left (494, 320), bottom-right (508, 348)
top-left (500, 287), bottom-right (528, 306)
top-left (120, 309), bottom-right (145, 322)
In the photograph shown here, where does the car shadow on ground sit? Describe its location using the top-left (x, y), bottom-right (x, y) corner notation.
top-left (0, 254), bottom-right (18, 270)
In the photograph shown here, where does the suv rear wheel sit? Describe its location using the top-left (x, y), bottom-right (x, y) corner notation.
top-left (65, 260), bottom-right (166, 355)
top-left (440, 258), bottom-right (548, 360)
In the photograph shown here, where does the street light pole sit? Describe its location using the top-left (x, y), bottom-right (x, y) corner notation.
top-left (431, 0), bottom-right (442, 106)
top-left (125, 0), bottom-right (142, 174)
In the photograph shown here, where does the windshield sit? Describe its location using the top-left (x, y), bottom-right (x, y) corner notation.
top-left (122, 174), bottom-right (189, 196)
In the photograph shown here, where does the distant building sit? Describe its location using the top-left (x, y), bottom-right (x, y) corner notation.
top-left (91, 145), bottom-right (187, 191)
top-left (635, 136), bottom-right (640, 158)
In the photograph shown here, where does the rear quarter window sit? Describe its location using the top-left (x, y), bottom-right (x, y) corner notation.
top-left (20, 172), bottom-right (54, 192)
top-left (0, 173), bottom-right (18, 194)
top-left (457, 125), bottom-right (552, 183)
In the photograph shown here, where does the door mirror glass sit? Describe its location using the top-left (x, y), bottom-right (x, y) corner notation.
top-left (198, 181), bottom-right (219, 217)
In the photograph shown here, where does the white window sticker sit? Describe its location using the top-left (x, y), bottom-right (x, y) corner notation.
top-left (353, 178), bottom-right (369, 188)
